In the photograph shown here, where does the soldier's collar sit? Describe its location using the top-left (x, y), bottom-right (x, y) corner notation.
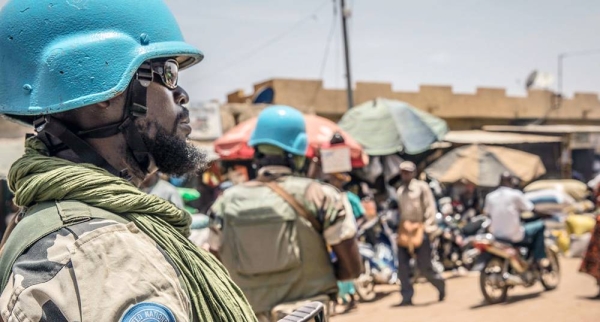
top-left (257, 166), bottom-right (292, 181)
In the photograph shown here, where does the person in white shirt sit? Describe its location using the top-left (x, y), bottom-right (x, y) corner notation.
top-left (484, 172), bottom-right (548, 265)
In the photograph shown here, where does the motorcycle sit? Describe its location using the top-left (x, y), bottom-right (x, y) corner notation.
top-left (473, 217), bottom-right (561, 304)
top-left (355, 199), bottom-right (448, 298)
top-left (432, 206), bottom-right (491, 271)
top-left (432, 212), bottom-right (463, 271)
top-left (353, 201), bottom-right (399, 302)
top-left (459, 215), bottom-right (492, 271)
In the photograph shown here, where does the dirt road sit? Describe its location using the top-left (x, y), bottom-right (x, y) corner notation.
top-left (332, 257), bottom-right (599, 322)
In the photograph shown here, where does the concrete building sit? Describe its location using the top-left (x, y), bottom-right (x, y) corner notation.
top-left (227, 78), bottom-right (600, 130)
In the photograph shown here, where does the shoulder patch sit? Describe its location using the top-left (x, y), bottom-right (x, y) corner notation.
top-left (120, 302), bottom-right (176, 322)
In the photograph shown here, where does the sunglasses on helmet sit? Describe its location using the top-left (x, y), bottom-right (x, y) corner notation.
top-left (136, 59), bottom-right (180, 90)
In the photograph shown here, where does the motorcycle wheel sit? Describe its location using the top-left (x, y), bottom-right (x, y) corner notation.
top-left (354, 260), bottom-right (377, 302)
top-left (479, 257), bottom-right (508, 304)
top-left (432, 259), bottom-right (445, 275)
top-left (540, 249), bottom-right (560, 291)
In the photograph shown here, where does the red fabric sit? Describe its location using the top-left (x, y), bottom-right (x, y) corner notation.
top-left (580, 215), bottom-right (600, 282)
top-left (214, 114), bottom-right (368, 168)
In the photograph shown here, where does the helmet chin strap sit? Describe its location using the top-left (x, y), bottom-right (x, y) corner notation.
top-left (35, 64), bottom-right (156, 181)
top-left (254, 150), bottom-right (301, 173)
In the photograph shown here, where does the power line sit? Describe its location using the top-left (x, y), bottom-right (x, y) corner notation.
top-left (186, 1), bottom-right (331, 84)
top-left (317, 2), bottom-right (338, 79)
top-left (309, 0), bottom-right (338, 107)
top-left (560, 49), bottom-right (600, 58)
top-left (334, 8), bottom-right (341, 90)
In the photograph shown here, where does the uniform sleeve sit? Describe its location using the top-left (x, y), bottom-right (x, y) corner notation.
top-left (207, 196), bottom-right (226, 252)
top-left (0, 220), bottom-right (191, 322)
top-left (346, 192), bottom-right (366, 218)
top-left (304, 182), bottom-right (357, 246)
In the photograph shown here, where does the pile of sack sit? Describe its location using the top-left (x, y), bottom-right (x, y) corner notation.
top-left (524, 179), bottom-right (591, 214)
top-left (524, 179), bottom-right (595, 257)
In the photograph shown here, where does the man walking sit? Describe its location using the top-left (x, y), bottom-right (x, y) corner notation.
top-left (396, 161), bottom-right (446, 306)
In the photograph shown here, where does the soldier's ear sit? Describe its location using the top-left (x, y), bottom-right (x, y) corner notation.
top-left (97, 100), bottom-right (110, 109)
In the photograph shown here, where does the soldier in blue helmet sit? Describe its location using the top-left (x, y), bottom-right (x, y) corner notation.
top-left (0, 1), bottom-right (256, 321)
top-left (208, 106), bottom-right (362, 321)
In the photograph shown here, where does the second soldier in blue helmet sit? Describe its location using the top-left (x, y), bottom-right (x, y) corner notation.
top-left (209, 106), bottom-right (363, 321)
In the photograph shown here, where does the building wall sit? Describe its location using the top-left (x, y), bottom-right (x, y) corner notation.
top-left (227, 78), bottom-right (600, 130)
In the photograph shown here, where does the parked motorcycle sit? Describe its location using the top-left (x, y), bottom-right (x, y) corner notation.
top-left (432, 210), bottom-right (491, 271)
top-left (353, 201), bottom-right (399, 302)
top-left (473, 218), bottom-right (560, 304)
top-left (432, 212), bottom-right (463, 271)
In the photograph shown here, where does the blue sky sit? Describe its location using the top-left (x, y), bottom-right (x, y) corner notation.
top-left (2, 0), bottom-right (600, 104)
top-left (167, 0), bottom-right (600, 103)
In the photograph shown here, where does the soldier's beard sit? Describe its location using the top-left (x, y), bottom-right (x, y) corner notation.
top-left (141, 123), bottom-right (207, 177)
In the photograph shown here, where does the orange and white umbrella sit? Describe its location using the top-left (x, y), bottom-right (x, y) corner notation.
top-left (214, 114), bottom-right (368, 168)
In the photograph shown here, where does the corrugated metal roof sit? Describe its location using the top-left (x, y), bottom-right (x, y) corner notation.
top-left (443, 130), bottom-right (561, 144)
top-left (483, 124), bottom-right (600, 134)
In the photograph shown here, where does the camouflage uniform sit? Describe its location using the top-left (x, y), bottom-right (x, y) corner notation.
top-left (209, 166), bottom-right (357, 248)
top-left (0, 218), bottom-right (191, 321)
top-left (209, 166), bottom-right (357, 320)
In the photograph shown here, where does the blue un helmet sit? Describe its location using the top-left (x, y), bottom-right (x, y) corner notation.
top-left (0, 0), bottom-right (203, 178)
top-left (0, 0), bottom-right (203, 117)
top-left (249, 106), bottom-right (308, 156)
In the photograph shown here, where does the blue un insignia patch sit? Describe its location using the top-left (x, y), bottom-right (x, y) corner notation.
top-left (120, 302), bottom-right (176, 322)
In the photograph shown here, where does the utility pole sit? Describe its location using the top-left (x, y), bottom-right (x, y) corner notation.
top-left (554, 49), bottom-right (600, 179)
top-left (556, 49), bottom-right (600, 109)
top-left (557, 54), bottom-right (564, 97)
top-left (555, 53), bottom-right (564, 110)
top-left (340, 0), bottom-right (354, 109)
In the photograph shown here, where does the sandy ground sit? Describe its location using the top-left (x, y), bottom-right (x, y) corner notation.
top-left (332, 257), bottom-right (600, 322)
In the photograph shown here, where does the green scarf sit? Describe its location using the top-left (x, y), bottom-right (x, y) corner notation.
top-left (8, 137), bottom-right (257, 322)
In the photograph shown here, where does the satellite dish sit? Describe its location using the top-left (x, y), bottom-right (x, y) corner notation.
top-left (252, 86), bottom-right (275, 104)
top-left (525, 70), bottom-right (538, 90)
top-left (535, 73), bottom-right (555, 88)
top-left (525, 70), bottom-right (555, 90)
